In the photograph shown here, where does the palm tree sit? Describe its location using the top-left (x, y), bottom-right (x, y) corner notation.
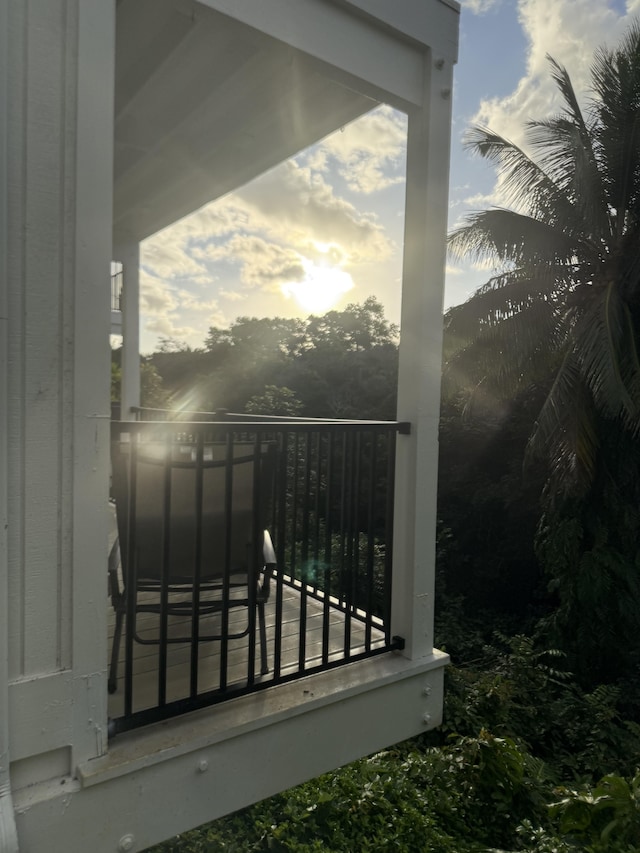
top-left (446, 22), bottom-right (640, 498)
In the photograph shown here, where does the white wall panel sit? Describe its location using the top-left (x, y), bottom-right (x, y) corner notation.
top-left (7, 0), bottom-right (76, 678)
top-left (5, 0), bottom-right (113, 772)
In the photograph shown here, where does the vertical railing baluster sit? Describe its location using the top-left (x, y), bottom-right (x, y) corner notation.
top-left (297, 430), bottom-right (309, 671)
top-left (312, 431), bottom-right (321, 594)
top-left (124, 429), bottom-right (137, 718)
top-left (189, 429), bottom-right (204, 698)
top-left (157, 429), bottom-right (173, 708)
top-left (246, 431), bottom-right (260, 686)
top-left (322, 429), bottom-right (333, 665)
top-left (383, 429), bottom-right (397, 645)
top-left (290, 432), bottom-right (299, 579)
top-left (219, 429), bottom-right (233, 691)
top-left (346, 431), bottom-right (361, 657)
top-left (339, 431), bottom-right (350, 657)
top-left (273, 431), bottom-right (287, 681)
top-left (364, 432), bottom-right (377, 651)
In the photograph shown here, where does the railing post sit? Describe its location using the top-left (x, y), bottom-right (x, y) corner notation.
top-left (115, 241), bottom-right (140, 420)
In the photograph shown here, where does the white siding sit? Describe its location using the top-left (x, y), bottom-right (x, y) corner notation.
top-left (5, 0), bottom-right (113, 770)
top-left (7, 0), bottom-right (76, 678)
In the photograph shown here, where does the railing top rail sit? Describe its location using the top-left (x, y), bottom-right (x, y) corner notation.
top-left (131, 405), bottom-right (402, 424)
top-left (114, 418), bottom-right (410, 434)
top-left (129, 406), bottom-right (409, 432)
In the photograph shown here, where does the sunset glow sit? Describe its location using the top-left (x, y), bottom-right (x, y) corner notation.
top-left (282, 262), bottom-right (354, 314)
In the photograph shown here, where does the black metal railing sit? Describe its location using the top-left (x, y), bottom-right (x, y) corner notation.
top-left (111, 269), bottom-right (123, 311)
top-left (108, 416), bottom-right (408, 735)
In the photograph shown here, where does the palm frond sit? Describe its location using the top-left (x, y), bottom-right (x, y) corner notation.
top-left (572, 282), bottom-right (640, 423)
top-left (526, 352), bottom-right (599, 495)
top-left (448, 207), bottom-right (593, 269)
top-left (448, 23), bottom-right (640, 496)
top-left (526, 116), bottom-right (610, 245)
top-left (444, 269), bottom-right (562, 342)
top-left (590, 22), bottom-right (640, 232)
top-left (444, 297), bottom-right (566, 399)
top-left (463, 126), bottom-right (579, 225)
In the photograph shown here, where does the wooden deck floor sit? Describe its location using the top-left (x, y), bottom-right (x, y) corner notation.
top-left (107, 542), bottom-right (386, 721)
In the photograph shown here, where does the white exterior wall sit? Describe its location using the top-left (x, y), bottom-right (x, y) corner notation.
top-left (1, 1), bottom-right (459, 850)
top-left (3, 0), bottom-right (114, 786)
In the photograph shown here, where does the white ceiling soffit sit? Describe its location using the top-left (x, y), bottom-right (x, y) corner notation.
top-left (113, 0), bottom-right (380, 244)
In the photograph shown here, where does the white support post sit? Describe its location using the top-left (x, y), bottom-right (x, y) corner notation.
top-left (117, 242), bottom-right (141, 419)
top-left (392, 50), bottom-right (455, 659)
top-left (69, 0), bottom-right (115, 769)
top-left (0, 0), bottom-right (19, 845)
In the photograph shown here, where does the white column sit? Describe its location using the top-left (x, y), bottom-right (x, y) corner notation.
top-left (0, 0), bottom-right (19, 844)
top-left (117, 241), bottom-right (141, 419)
top-left (69, 0), bottom-right (115, 768)
top-left (392, 51), bottom-right (455, 659)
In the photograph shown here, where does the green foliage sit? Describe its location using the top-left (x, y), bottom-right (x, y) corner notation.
top-left (440, 634), bottom-right (640, 782)
top-left (150, 297), bottom-right (398, 419)
top-left (140, 360), bottom-right (171, 408)
top-left (535, 425), bottom-right (640, 686)
top-left (111, 359), bottom-right (121, 402)
top-left (148, 749), bottom-right (488, 852)
top-left (144, 621), bottom-right (640, 853)
top-left (110, 347), bottom-right (170, 408)
top-left (551, 772), bottom-right (640, 852)
top-left (245, 385), bottom-right (304, 417)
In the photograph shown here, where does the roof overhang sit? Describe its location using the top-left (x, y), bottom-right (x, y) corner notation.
top-left (113, 0), bottom-right (459, 245)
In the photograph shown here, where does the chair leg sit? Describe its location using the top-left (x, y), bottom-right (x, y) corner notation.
top-left (258, 602), bottom-right (269, 676)
top-left (108, 608), bottom-right (124, 694)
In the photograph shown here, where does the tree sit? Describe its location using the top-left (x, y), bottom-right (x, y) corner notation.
top-left (140, 361), bottom-right (170, 408)
top-left (445, 23), bottom-right (640, 683)
top-left (305, 296), bottom-right (398, 353)
top-left (245, 385), bottom-right (304, 417)
top-left (446, 23), bottom-right (640, 497)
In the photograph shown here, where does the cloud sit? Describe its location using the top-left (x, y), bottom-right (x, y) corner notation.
top-left (201, 234), bottom-right (306, 290)
top-left (460, 0), bottom-right (638, 220)
top-left (462, 0), bottom-right (503, 14)
top-left (175, 289), bottom-right (222, 313)
top-left (136, 107), bottom-right (405, 349)
top-left (236, 159), bottom-right (392, 263)
top-left (140, 270), bottom-right (226, 349)
top-left (143, 315), bottom-right (200, 342)
top-left (140, 269), bottom-right (178, 315)
top-left (473, 0), bottom-right (634, 150)
top-left (141, 237), bottom-right (210, 283)
top-left (308, 105), bottom-right (407, 194)
top-left (218, 289), bottom-right (246, 303)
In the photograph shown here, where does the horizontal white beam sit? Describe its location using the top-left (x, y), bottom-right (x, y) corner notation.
top-left (199, 0), bottom-right (426, 105)
top-left (14, 653), bottom-right (447, 852)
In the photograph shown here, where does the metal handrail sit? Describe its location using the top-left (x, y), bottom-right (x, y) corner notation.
top-left (130, 406), bottom-right (410, 433)
top-left (108, 417), bottom-right (406, 734)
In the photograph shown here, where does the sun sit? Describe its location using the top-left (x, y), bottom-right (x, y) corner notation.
top-left (282, 261), bottom-right (354, 314)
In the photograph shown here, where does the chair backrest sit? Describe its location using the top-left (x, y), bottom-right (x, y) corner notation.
top-left (112, 438), bottom-right (274, 585)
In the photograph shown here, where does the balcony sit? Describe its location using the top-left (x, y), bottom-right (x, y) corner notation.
top-left (108, 413), bottom-right (408, 736)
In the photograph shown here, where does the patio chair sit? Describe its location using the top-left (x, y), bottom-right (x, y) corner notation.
top-left (108, 435), bottom-right (277, 695)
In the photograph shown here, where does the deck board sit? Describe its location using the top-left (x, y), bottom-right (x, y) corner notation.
top-left (107, 578), bottom-right (386, 720)
top-left (107, 502), bottom-right (386, 721)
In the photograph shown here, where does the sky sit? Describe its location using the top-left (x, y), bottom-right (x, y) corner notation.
top-left (135, 0), bottom-right (640, 354)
